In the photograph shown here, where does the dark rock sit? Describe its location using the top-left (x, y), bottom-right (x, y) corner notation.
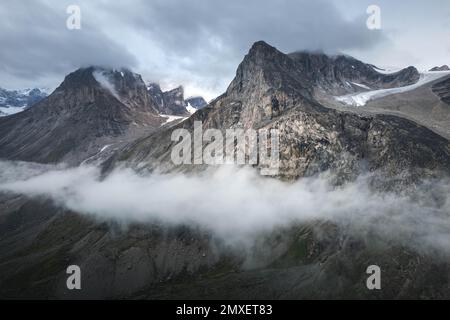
top-left (432, 76), bottom-right (450, 105)
top-left (430, 65), bottom-right (450, 72)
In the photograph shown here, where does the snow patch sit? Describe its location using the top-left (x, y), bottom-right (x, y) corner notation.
top-left (336, 71), bottom-right (450, 107)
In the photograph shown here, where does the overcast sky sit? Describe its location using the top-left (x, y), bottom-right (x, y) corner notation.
top-left (0, 0), bottom-right (449, 100)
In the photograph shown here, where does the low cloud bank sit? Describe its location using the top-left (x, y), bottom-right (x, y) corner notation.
top-left (0, 161), bottom-right (449, 255)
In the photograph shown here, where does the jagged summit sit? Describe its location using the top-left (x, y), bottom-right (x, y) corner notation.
top-left (430, 65), bottom-right (450, 72)
top-left (2, 40), bottom-right (450, 300)
top-left (288, 50), bottom-right (420, 95)
top-left (186, 96), bottom-right (207, 109)
top-left (0, 87), bottom-right (48, 116)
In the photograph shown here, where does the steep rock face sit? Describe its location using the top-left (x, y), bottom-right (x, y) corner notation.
top-left (92, 68), bottom-right (158, 113)
top-left (162, 86), bottom-right (189, 115)
top-left (92, 44), bottom-right (450, 299)
top-left (147, 84), bottom-right (190, 116)
top-left (0, 67), bottom-right (163, 164)
top-left (108, 41), bottom-right (450, 182)
top-left (432, 77), bottom-right (450, 105)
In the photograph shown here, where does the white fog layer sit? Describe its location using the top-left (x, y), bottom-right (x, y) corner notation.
top-left (0, 161), bottom-right (449, 256)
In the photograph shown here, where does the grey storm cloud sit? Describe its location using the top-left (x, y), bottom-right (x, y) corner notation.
top-left (108, 0), bottom-right (383, 55)
top-left (0, 0), bottom-right (385, 94)
top-left (0, 1), bottom-right (137, 88)
top-left (94, 0), bottom-right (385, 98)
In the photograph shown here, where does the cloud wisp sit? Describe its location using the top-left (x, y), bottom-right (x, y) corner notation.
top-left (0, 161), bottom-right (449, 257)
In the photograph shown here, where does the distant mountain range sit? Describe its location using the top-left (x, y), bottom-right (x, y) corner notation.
top-left (0, 88), bottom-right (48, 116)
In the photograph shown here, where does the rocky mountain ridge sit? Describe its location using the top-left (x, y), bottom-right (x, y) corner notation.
top-left (147, 83), bottom-right (208, 115)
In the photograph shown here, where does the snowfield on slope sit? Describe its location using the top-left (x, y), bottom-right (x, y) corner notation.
top-left (336, 71), bottom-right (450, 107)
top-left (0, 106), bottom-right (27, 117)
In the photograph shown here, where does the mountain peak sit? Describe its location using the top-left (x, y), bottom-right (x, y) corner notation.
top-left (249, 40), bottom-right (276, 53)
top-left (430, 65), bottom-right (450, 72)
top-left (245, 41), bottom-right (286, 63)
